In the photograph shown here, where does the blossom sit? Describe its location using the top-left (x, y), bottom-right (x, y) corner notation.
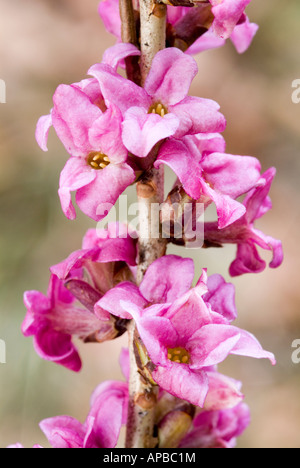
top-left (155, 135), bottom-right (263, 229)
top-left (203, 168), bottom-right (284, 276)
top-left (39, 379), bottom-right (128, 448)
top-left (35, 44), bottom-right (140, 221)
top-left (23, 274), bottom-right (99, 371)
top-left (209, 0), bottom-right (253, 39)
top-left (179, 403), bottom-right (251, 448)
top-left (96, 255), bottom-right (275, 407)
top-left (9, 375), bottom-right (128, 449)
top-left (7, 444), bottom-right (43, 449)
top-left (23, 224), bottom-right (137, 371)
top-left (99, 0), bottom-right (258, 54)
top-left (89, 47), bottom-right (226, 158)
top-left (50, 223), bottom-right (137, 293)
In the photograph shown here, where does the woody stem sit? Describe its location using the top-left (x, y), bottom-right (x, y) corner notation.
top-left (125, 0), bottom-right (167, 449)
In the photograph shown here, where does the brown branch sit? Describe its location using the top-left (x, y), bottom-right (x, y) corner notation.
top-left (119, 0), bottom-right (141, 84)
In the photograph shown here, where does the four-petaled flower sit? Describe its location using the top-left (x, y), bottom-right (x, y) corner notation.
top-left (203, 168), bottom-right (284, 275)
top-left (96, 256), bottom-right (275, 407)
top-left (89, 47), bottom-right (226, 158)
top-left (155, 135), bottom-right (264, 229)
top-left (99, 0), bottom-right (258, 55)
top-left (22, 223), bottom-right (138, 371)
top-left (36, 44), bottom-right (140, 221)
top-left (179, 402), bottom-right (251, 448)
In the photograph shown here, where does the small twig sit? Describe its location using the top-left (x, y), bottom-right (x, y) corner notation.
top-left (119, 0), bottom-right (141, 84)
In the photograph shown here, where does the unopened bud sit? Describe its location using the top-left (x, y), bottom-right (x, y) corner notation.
top-left (65, 279), bottom-right (102, 312)
top-left (158, 407), bottom-right (195, 448)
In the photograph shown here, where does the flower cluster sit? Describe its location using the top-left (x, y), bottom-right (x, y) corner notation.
top-left (8, 349), bottom-right (251, 449)
top-left (99, 0), bottom-right (258, 55)
top-left (11, 1), bottom-right (283, 449)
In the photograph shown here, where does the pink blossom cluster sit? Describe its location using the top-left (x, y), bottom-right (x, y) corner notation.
top-left (8, 349), bottom-right (250, 448)
top-left (10, 1), bottom-right (283, 449)
top-left (99, 0), bottom-right (259, 54)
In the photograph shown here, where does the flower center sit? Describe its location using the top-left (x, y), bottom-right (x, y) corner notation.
top-left (167, 347), bottom-right (190, 364)
top-left (148, 102), bottom-right (168, 117)
top-left (87, 152), bottom-right (110, 170)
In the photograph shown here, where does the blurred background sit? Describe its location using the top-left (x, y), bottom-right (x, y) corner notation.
top-left (0, 0), bottom-right (299, 448)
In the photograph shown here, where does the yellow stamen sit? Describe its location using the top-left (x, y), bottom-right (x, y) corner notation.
top-left (148, 102), bottom-right (168, 118)
top-left (167, 347), bottom-right (190, 365)
top-left (87, 152), bottom-right (110, 170)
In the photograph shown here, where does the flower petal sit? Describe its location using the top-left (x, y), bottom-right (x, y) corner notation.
top-left (98, 0), bottom-right (121, 39)
top-left (204, 372), bottom-right (244, 411)
top-left (76, 163), bottom-right (135, 222)
top-left (34, 328), bottom-right (81, 372)
top-left (39, 416), bottom-right (85, 448)
top-left (188, 324), bottom-right (242, 368)
top-left (152, 364), bottom-right (209, 408)
top-left (204, 274), bottom-right (237, 322)
top-left (144, 48), bottom-right (198, 106)
top-left (35, 113), bottom-right (52, 152)
top-left (95, 282), bottom-right (146, 320)
top-left (229, 242), bottom-right (266, 276)
top-left (52, 84), bottom-right (102, 157)
top-left (140, 255), bottom-right (195, 304)
top-left (170, 96), bottom-right (226, 137)
top-left (230, 19), bottom-right (259, 54)
top-left (89, 104), bottom-right (128, 164)
top-left (155, 139), bottom-right (203, 200)
top-left (202, 152), bottom-right (262, 199)
top-left (122, 107), bottom-right (179, 158)
top-left (89, 63), bottom-right (151, 114)
top-left (58, 157), bottom-right (96, 220)
top-left (102, 43), bottom-right (141, 71)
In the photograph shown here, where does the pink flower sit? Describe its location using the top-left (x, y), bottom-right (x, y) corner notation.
top-left (7, 444), bottom-right (43, 449)
top-left (9, 372), bottom-right (128, 449)
top-left (203, 168), bottom-right (284, 276)
top-left (39, 379), bottom-right (128, 448)
top-left (99, 0), bottom-right (258, 55)
top-left (23, 224), bottom-right (137, 370)
top-left (155, 135), bottom-right (263, 229)
top-left (89, 47), bottom-right (226, 158)
top-left (96, 256), bottom-right (275, 407)
top-left (50, 223), bottom-right (137, 293)
top-left (35, 44), bottom-right (140, 221)
top-left (180, 16), bottom-right (258, 56)
top-left (179, 403), bottom-right (251, 448)
top-left (23, 274), bottom-right (101, 372)
top-left (209, 0), bottom-right (253, 39)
